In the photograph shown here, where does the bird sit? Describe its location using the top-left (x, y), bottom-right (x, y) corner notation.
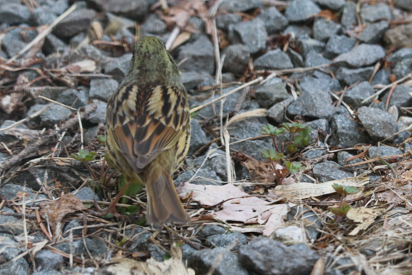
top-left (100, 36), bottom-right (191, 225)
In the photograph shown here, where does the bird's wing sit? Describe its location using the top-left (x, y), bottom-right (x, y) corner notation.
top-left (107, 84), bottom-right (190, 172)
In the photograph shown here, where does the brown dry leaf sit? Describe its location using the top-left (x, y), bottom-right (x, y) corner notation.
top-left (273, 177), bottom-right (369, 200)
top-left (157, 0), bottom-right (212, 34)
top-left (242, 157), bottom-right (271, 182)
top-left (262, 204), bottom-right (288, 236)
top-left (170, 31), bottom-right (191, 51)
top-left (317, 10), bottom-right (335, 20)
top-left (40, 193), bottom-right (87, 234)
top-left (178, 183), bottom-right (288, 228)
top-left (346, 207), bottom-right (383, 235)
top-left (103, 245), bottom-right (195, 275)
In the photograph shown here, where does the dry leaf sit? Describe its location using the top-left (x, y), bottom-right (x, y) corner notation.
top-left (103, 245), bottom-right (195, 275)
top-left (179, 183), bottom-right (287, 234)
top-left (40, 193), bottom-right (87, 234)
top-left (170, 31), bottom-right (191, 51)
top-left (262, 204), bottom-right (288, 236)
top-left (273, 177), bottom-right (369, 200)
top-left (346, 207), bottom-right (383, 235)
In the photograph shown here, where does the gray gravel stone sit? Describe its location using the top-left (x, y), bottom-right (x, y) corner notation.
top-left (32, 270), bottom-right (62, 275)
top-left (392, 58), bottom-right (412, 79)
top-left (87, 100), bottom-right (107, 124)
top-left (359, 20), bottom-right (389, 44)
top-left (335, 66), bottom-right (374, 86)
top-left (287, 48), bottom-right (304, 67)
top-left (371, 70), bottom-right (390, 86)
top-left (0, 236), bottom-right (29, 275)
top-left (285, 0), bottom-right (321, 23)
top-left (257, 7), bottom-right (288, 34)
top-left (89, 79), bottom-right (119, 102)
top-left (223, 44), bottom-right (250, 75)
top-left (381, 85), bottom-right (412, 108)
top-left (302, 149), bottom-right (327, 159)
top-left (337, 151), bottom-right (368, 171)
top-left (333, 44), bottom-right (385, 68)
top-left (197, 225), bottom-right (227, 238)
top-left (178, 35), bottom-right (215, 74)
top-left (284, 25), bottom-right (312, 39)
top-left (312, 0), bottom-right (345, 11)
top-left (142, 14), bottom-right (166, 35)
top-left (324, 35), bottom-right (356, 58)
top-left (2, 27), bottom-right (37, 58)
top-left (0, 3), bottom-right (31, 25)
top-left (206, 232), bottom-right (248, 251)
top-left (330, 114), bottom-right (371, 147)
top-left (27, 103), bottom-right (72, 127)
top-left (0, 183), bottom-right (47, 205)
top-left (216, 14), bottom-right (242, 32)
top-left (360, 3), bottom-right (393, 24)
top-left (188, 119), bottom-right (207, 155)
top-left (33, 6), bottom-right (57, 26)
top-left (69, 44), bottom-right (103, 64)
top-left (239, 237), bottom-right (319, 275)
top-left (57, 88), bottom-right (88, 109)
top-left (53, 9), bottom-right (96, 38)
top-left (0, 207), bottom-right (26, 235)
top-left (175, 167), bottom-right (222, 185)
top-left (218, 0), bottom-right (261, 12)
top-left (341, 2), bottom-right (358, 30)
top-left (298, 38), bottom-right (325, 57)
top-left (395, 0), bottom-right (412, 11)
top-left (230, 118), bottom-right (269, 140)
top-left (0, 120), bottom-right (29, 143)
top-left (104, 53), bottom-right (133, 82)
top-left (368, 145), bottom-right (403, 158)
top-left (313, 18), bottom-right (341, 42)
top-left (188, 247), bottom-right (248, 275)
top-left (256, 82), bottom-right (291, 108)
top-left (254, 49), bottom-right (294, 70)
top-left (358, 107), bottom-right (398, 141)
top-left (304, 51), bottom-right (331, 67)
top-left (73, 187), bottom-right (99, 201)
top-left (42, 34), bottom-right (68, 55)
top-left (302, 74), bottom-right (341, 93)
top-left (387, 48), bottom-right (412, 64)
top-left (287, 206), bottom-right (322, 241)
top-left (287, 90), bottom-right (337, 119)
top-left (91, 0), bottom-right (148, 22)
top-left (35, 250), bottom-right (64, 271)
top-left (233, 18), bottom-right (268, 54)
top-left (231, 139), bottom-right (273, 162)
top-left (181, 71), bottom-right (204, 91)
top-left (384, 23), bottom-right (412, 48)
top-left (313, 161), bottom-right (353, 182)
top-left (343, 81), bottom-right (374, 107)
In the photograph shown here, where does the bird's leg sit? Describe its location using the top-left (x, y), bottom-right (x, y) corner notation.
top-left (90, 180), bottom-right (132, 219)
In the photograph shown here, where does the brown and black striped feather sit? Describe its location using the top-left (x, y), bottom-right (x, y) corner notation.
top-left (106, 83), bottom-right (189, 174)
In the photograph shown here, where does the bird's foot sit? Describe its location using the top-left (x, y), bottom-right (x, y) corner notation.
top-left (90, 199), bottom-right (130, 221)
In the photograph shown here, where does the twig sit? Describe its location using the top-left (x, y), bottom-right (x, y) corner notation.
top-left (38, 95), bottom-right (78, 111)
top-left (7, 4), bottom-right (77, 62)
top-left (159, 0), bottom-right (169, 14)
top-left (190, 77), bottom-right (263, 114)
top-left (362, 73), bottom-right (412, 103)
top-left (165, 26), bottom-right (179, 51)
top-left (343, 153), bottom-right (407, 168)
top-left (0, 106), bottom-right (50, 132)
top-left (0, 104), bottom-right (97, 175)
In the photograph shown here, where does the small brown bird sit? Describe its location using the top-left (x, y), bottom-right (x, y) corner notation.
top-left (102, 36), bottom-right (191, 225)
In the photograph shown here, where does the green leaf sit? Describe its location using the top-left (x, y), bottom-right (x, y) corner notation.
top-left (261, 149), bottom-right (270, 159)
top-left (134, 217), bottom-right (146, 226)
top-left (330, 202), bottom-right (351, 216)
top-left (118, 175), bottom-right (143, 204)
top-left (287, 143), bottom-right (297, 154)
top-left (97, 135), bottom-right (106, 146)
top-left (332, 184), bottom-right (360, 196)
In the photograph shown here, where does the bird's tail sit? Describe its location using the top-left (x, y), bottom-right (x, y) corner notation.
top-left (145, 169), bottom-right (189, 226)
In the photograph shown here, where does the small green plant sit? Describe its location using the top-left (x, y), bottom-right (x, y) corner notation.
top-left (71, 149), bottom-right (98, 181)
top-left (330, 184), bottom-right (360, 223)
top-left (259, 122), bottom-right (311, 185)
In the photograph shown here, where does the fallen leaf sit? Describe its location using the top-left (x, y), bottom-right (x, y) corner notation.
top-left (103, 245), bottom-right (195, 275)
top-left (346, 207), bottom-right (383, 235)
top-left (40, 193), bottom-right (87, 234)
top-left (273, 177), bottom-right (369, 200)
top-left (178, 183), bottom-right (289, 229)
top-left (170, 31), bottom-right (191, 51)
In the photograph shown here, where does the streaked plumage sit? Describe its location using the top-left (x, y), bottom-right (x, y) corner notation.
top-left (104, 36), bottom-right (190, 225)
